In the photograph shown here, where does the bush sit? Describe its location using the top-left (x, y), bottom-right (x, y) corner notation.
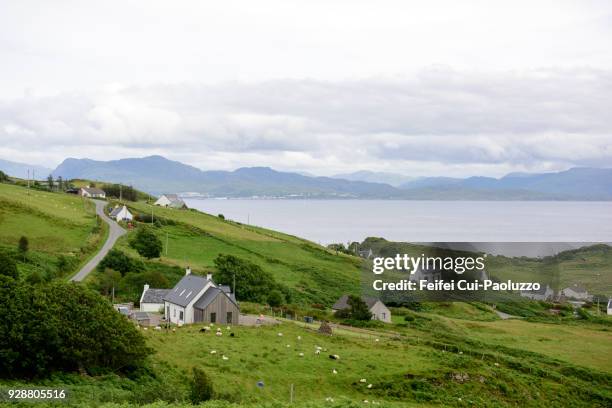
top-left (0, 280), bottom-right (152, 378)
top-left (190, 367), bottom-right (213, 403)
top-left (130, 227), bottom-right (163, 259)
top-left (267, 289), bottom-right (285, 307)
top-left (18, 236), bottom-right (29, 255)
top-left (214, 254), bottom-right (283, 303)
top-left (98, 249), bottom-right (143, 276)
top-left (0, 252), bottom-right (18, 279)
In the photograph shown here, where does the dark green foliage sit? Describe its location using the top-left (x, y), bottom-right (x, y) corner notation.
top-left (18, 236), bottom-right (28, 255)
top-left (102, 184), bottom-right (138, 201)
top-left (217, 213), bottom-right (225, 220)
top-left (0, 170), bottom-right (9, 182)
top-left (130, 227), bottom-right (163, 259)
top-left (267, 289), bottom-right (285, 307)
top-left (0, 280), bottom-right (152, 378)
top-left (98, 268), bottom-right (122, 296)
top-left (190, 367), bottom-right (213, 403)
top-left (98, 249), bottom-right (144, 276)
top-left (0, 252), bottom-right (19, 279)
top-left (347, 295), bottom-right (373, 321)
top-left (214, 254), bottom-right (283, 303)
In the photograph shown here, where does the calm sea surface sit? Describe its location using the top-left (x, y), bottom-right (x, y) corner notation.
top-left (183, 199), bottom-right (612, 256)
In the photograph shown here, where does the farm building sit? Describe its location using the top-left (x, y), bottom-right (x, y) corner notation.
top-left (139, 284), bottom-right (170, 312)
top-left (561, 284), bottom-right (593, 301)
top-left (332, 295), bottom-right (392, 323)
top-left (162, 268), bottom-right (239, 325)
top-left (79, 186), bottom-right (106, 198)
top-left (607, 299), bottom-right (612, 315)
top-left (154, 194), bottom-right (187, 209)
top-left (520, 284), bottom-right (554, 301)
top-left (109, 205), bottom-right (133, 222)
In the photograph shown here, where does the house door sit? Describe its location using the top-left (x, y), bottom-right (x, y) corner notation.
top-left (226, 312), bottom-right (233, 324)
top-left (210, 312), bottom-right (216, 323)
top-left (166, 306), bottom-right (170, 320)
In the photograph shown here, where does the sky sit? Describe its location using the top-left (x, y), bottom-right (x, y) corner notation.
top-left (1, 0), bottom-right (611, 177)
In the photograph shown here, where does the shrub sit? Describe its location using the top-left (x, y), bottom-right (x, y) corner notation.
top-left (190, 367), bottom-right (214, 403)
top-left (130, 227), bottom-right (163, 259)
top-left (0, 280), bottom-right (152, 378)
top-left (214, 254), bottom-right (282, 303)
top-left (18, 236), bottom-right (29, 255)
top-left (267, 289), bottom-right (285, 307)
top-left (0, 252), bottom-right (18, 279)
top-left (217, 214), bottom-right (225, 220)
top-left (98, 249), bottom-right (143, 275)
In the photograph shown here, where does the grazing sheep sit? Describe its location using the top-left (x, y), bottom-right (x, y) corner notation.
top-left (199, 328), bottom-right (208, 333)
top-left (315, 349), bottom-right (321, 355)
top-left (216, 331), bottom-right (222, 336)
top-left (297, 335), bottom-right (301, 340)
top-left (359, 379), bottom-right (367, 383)
top-left (210, 350), bottom-right (217, 354)
top-left (367, 384), bottom-right (373, 389)
top-left (226, 326), bottom-right (231, 330)
top-left (143, 327), bottom-right (148, 331)
top-left (154, 326), bottom-right (161, 331)
top-left (298, 352), bottom-right (304, 357)
top-left (172, 328), bottom-right (176, 332)
top-left (329, 354), bottom-right (340, 360)
top-left (325, 397), bottom-right (334, 402)
top-left (278, 332), bottom-right (283, 337)
top-left (222, 355), bottom-right (229, 360)
top-left (286, 344), bottom-right (291, 348)
top-left (375, 338), bottom-right (379, 342)
top-left (332, 369), bottom-right (338, 374)
top-left (230, 332), bottom-right (235, 337)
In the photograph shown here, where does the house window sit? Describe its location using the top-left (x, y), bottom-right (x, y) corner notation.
top-left (382, 312), bottom-right (386, 319)
top-left (166, 306), bottom-right (170, 319)
top-left (179, 311), bottom-right (184, 321)
top-left (210, 312), bottom-right (216, 323)
top-left (226, 312), bottom-right (232, 323)
top-left (173, 308), bottom-right (176, 317)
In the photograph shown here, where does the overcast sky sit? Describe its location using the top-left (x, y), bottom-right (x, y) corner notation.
top-left (1, 0), bottom-right (611, 177)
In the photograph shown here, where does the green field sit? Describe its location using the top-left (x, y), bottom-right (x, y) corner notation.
top-left (0, 183), bottom-right (105, 278)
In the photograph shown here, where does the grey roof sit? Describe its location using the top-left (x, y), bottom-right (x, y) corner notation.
top-left (565, 284), bottom-right (587, 293)
top-left (109, 206), bottom-right (122, 216)
top-left (82, 187), bottom-right (105, 195)
top-left (142, 288), bottom-right (170, 304)
top-left (163, 274), bottom-right (210, 307)
top-left (133, 311), bottom-right (150, 320)
top-left (521, 285), bottom-right (550, 295)
top-left (332, 294), bottom-right (379, 310)
top-left (193, 286), bottom-right (238, 310)
top-left (162, 194), bottom-right (180, 200)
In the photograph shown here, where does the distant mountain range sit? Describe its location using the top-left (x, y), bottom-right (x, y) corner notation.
top-left (2, 155), bottom-right (611, 200)
top-left (0, 158), bottom-right (52, 180)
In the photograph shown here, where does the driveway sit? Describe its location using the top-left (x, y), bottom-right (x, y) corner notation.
top-left (70, 199), bottom-right (126, 282)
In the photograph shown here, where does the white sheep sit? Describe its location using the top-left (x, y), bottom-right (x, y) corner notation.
top-left (154, 326), bottom-right (162, 331)
top-left (315, 349), bottom-right (321, 355)
top-left (210, 350), bottom-right (217, 354)
top-left (222, 355), bottom-right (229, 360)
top-left (286, 344), bottom-right (291, 348)
top-left (216, 331), bottom-right (222, 336)
top-left (325, 397), bottom-right (334, 402)
top-left (297, 335), bottom-right (301, 340)
top-left (332, 369), bottom-right (337, 374)
top-left (277, 332), bottom-right (283, 337)
top-left (367, 384), bottom-right (373, 389)
top-left (298, 352), bottom-right (304, 357)
top-left (359, 378), bottom-right (367, 383)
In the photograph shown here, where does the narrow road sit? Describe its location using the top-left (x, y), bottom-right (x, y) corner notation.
top-left (70, 200), bottom-right (126, 282)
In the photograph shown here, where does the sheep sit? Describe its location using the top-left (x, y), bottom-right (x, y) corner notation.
top-left (222, 355), bottom-right (229, 360)
top-left (172, 328), bottom-right (176, 333)
top-left (199, 328), bottom-right (208, 333)
top-left (367, 384), bottom-right (373, 389)
top-left (297, 335), bottom-right (301, 340)
top-left (226, 326), bottom-right (231, 330)
top-left (298, 352), bottom-right (304, 357)
top-left (325, 397), bottom-right (334, 402)
top-left (359, 378), bottom-right (367, 383)
top-left (329, 354), bottom-right (340, 360)
top-left (210, 350), bottom-right (217, 354)
top-left (216, 331), bottom-right (222, 337)
top-left (230, 332), bottom-right (235, 337)
top-left (143, 327), bottom-right (148, 331)
top-left (277, 332), bottom-right (283, 337)
top-left (332, 369), bottom-right (338, 375)
top-left (154, 326), bottom-right (161, 331)
top-left (286, 344), bottom-right (291, 348)
top-left (315, 349), bottom-right (321, 355)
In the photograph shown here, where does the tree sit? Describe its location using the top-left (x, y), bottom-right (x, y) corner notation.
top-left (130, 227), bottom-right (163, 259)
top-left (18, 236), bottom-right (29, 259)
top-left (98, 249), bottom-right (142, 275)
top-left (57, 176), bottom-right (64, 191)
top-left (0, 281), bottom-right (152, 378)
top-left (190, 367), bottom-right (213, 403)
top-left (0, 170), bottom-right (9, 183)
top-left (47, 174), bottom-right (54, 190)
top-left (0, 253), bottom-right (18, 280)
top-left (347, 295), bottom-right (373, 321)
top-left (267, 289), bottom-right (284, 307)
top-left (213, 254), bottom-right (279, 303)
top-left (98, 268), bottom-right (122, 297)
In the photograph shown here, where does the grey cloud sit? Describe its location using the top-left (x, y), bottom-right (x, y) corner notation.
top-left (1, 67), bottom-right (611, 174)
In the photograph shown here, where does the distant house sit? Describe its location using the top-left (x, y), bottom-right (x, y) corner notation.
top-left (561, 284), bottom-right (592, 301)
top-left (358, 248), bottom-right (374, 259)
top-left (520, 284), bottom-right (554, 301)
top-left (154, 194), bottom-right (187, 209)
top-left (409, 266), bottom-right (442, 283)
top-left (332, 295), bottom-right (392, 323)
top-left (139, 284), bottom-right (170, 312)
top-left (163, 268), bottom-right (239, 325)
top-left (607, 299), bottom-right (612, 316)
top-left (79, 186), bottom-right (106, 198)
top-left (109, 205), bottom-right (133, 222)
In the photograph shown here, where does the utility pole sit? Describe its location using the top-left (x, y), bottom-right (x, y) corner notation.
top-left (119, 184), bottom-right (122, 202)
top-left (165, 231), bottom-right (169, 256)
top-left (233, 272), bottom-right (236, 298)
top-left (151, 205), bottom-right (154, 225)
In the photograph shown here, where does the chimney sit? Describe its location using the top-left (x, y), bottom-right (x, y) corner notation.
top-left (185, 266), bottom-right (191, 275)
top-left (206, 273), bottom-right (212, 281)
top-left (143, 283), bottom-right (149, 292)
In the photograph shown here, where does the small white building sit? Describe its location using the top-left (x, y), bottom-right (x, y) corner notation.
top-left (607, 299), bottom-right (612, 316)
top-left (561, 284), bottom-right (592, 301)
top-left (109, 205), bottom-right (133, 222)
top-left (139, 284), bottom-right (170, 313)
top-left (332, 295), bottom-right (392, 323)
top-left (154, 194), bottom-right (187, 209)
top-left (79, 187), bottom-right (106, 198)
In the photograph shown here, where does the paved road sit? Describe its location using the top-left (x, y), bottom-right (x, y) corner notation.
top-left (70, 200), bottom-right (126, 282)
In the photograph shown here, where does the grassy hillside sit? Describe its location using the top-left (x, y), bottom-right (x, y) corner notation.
top-left (0, 182), bottom-right (105, 279)
top-left (101, 200), bottom-right (362, 305)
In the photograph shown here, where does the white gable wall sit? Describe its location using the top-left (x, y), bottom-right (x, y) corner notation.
top-left (370, 301), bottom-right (392, 323)
top-left (155, 196), bottom-right (172, 207)
top-left (165, 281), bottom-right (214, 324)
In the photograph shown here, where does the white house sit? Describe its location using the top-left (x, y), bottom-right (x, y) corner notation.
top-left (332, 295), bottom-right (392, 323)
top-left (139, 284), bottom-right (170, 313)
top-left (520, 284), bottom-right (554, 301)
top-left (109, 205), bottom-right (133, 222)
top-left (163, 268), bottom-right (239, 325)
top-left (607, 299), bottom-right (612, 316)
top-left (79, 187), bottom-right (106, 198)
top-left (561, 284), bottom-right (592, 301)
top-left (409, 266), bottom-right (442, 283)
top-left (154, 194), bottom-right (187, 209)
